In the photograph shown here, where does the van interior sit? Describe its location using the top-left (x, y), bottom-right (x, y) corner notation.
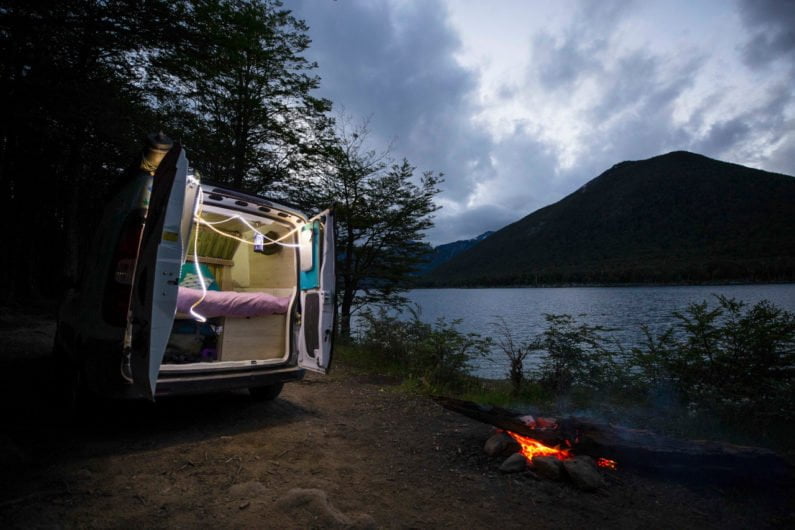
top-left (160, 203), bottom-right (301, 371)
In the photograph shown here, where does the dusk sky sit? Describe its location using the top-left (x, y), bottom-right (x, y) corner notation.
top-left (286, 0), bottom-right (795, 245)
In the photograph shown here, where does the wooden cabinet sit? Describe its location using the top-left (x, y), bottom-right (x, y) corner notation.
top-left (217, 314), bottom-right (287, 361)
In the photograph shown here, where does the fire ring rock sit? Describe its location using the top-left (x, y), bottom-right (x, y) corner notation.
top-left (499, 452), bottom-right (528, 473)
top-left (531, 456), bottom-right (563, 480)
top-left (562, 457), bottom-right (605, 491)
top-left (484, 432), bottom-right (520, 457)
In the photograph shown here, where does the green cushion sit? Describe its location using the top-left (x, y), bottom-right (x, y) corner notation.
top-left (179, 262), bottom-right (220, 291)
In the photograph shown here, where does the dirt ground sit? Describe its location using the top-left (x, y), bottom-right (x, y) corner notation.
top-left (0, 312), bottom-right (793, 529)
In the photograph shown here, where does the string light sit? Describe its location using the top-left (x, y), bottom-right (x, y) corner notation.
top-left (188, 186), bottom-right (209, 322)
top-left (184, 187), bottom-right (306, 322)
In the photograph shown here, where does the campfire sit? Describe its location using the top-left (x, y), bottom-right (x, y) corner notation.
top-left (482, 414), bottom-right (618, 490)
top-left (435, 396), bottom-right (787, 488)
top-left (503, 427), bottom-right (618, 470)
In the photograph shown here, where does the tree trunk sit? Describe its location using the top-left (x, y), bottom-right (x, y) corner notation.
top-left (339, 282), bottom-right (354, 340)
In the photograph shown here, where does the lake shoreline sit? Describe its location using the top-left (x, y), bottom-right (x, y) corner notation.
top-left (399, 283), bottom-right (795, 380)
top-left (411, 279), bottom-right (795, 289)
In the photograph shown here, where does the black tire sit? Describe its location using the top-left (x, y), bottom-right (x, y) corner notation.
top-left (248, 382), bottom-right (284, 401)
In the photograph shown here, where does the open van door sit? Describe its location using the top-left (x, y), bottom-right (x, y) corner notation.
top-left (298, 209), bottom-right (336, 373)
top-left (127, 144), bottom-right (198, 399)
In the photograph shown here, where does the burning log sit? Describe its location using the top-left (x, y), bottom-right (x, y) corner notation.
top-left (433, 396), bottom-right (791, 479)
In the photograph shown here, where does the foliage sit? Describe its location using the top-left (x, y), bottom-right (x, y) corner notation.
top-left (533, 314), bottom-right (621, 394)
top-left (491, 316), bottom-right (537, 396)
top-left (350, 306), bottom-right (490, 393)
top-left (0, 0), bottom-right (187, 298)
top-left (628, 296), bottom-right (795, 431)
top-left (152, 0), bottom-right (332, 191)
top-left (282, 119), bottom-right (442, 338)
top-left (0, 0), bottom-right (335, 300)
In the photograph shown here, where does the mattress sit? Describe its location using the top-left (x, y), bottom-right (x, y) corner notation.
top-left (176, 287), bottom-right (290, 318)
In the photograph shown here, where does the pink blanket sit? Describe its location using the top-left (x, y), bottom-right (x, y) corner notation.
top-left (177, 287), bottom-right (290, 318)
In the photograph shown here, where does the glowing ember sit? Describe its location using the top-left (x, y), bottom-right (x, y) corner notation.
top-left (505, 431), bottom-right (571, 460)
top-left (505, 430), bottom-right (619, 470)
top-left (596, 458), bottom-right (618, 470)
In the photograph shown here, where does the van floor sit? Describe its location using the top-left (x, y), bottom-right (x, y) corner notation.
top-left (0, 312), bottom-right (793, 529)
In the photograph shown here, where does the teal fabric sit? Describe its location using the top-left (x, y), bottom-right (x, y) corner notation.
top-left (179, 262), bottom-right (221, 291)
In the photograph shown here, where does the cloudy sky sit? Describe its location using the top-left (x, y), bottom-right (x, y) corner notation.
top-left (285, 0), bottom-right (795, 245)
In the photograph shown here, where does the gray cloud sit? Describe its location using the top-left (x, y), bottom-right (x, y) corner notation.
top-left (738, 0), bottom-right (795, 68)
top-left (432, 204), bottom-right (519, 244)
top-left (694, 118), bottom-right (752, 156)
top-left (767, 131), bottom-right (795, 175)
top-left (284, 0), bottom-right (794, 246)
top-left (692, 82), bottom-right (795, 169)
top-left (287, 0), bottom-right (495, 219)
top-left (532, 0), bottom-right (635, 91)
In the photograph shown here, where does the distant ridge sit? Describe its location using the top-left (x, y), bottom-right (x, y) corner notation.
top-left (421, 151), bottom-right (795, 286)
top-left (416, 231), bottom-right (494, 275)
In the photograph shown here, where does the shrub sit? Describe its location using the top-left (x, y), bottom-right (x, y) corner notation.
top-left (491, 316), bottom-right (537, 396)
top-left (533, 314), bottom-right (620, 394)
top-left (629, 296), bottom-right (795, 431)
top-left (354, 306), bottom-right (491, 392)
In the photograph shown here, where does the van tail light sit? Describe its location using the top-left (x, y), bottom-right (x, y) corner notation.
top-left (102, 209), bottom-right (146, 326)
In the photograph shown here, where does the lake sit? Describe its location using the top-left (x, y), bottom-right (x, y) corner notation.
top-left (393, 284), bottom-right (795, 379)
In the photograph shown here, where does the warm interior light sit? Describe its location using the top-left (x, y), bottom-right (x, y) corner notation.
top-left (184, 188), bottom-right (305, 322)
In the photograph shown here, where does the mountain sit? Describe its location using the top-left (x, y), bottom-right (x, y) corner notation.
top-left (416, 231), bottom-right (494, 275)
top-left (421, 151), bottom-right (795, 286)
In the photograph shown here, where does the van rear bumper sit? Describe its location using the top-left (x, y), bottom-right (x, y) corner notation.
top-left (155, 366), bottom-right (305, 397)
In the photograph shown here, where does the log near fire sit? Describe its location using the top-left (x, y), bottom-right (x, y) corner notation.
top-left (433, 396), bottom-right (792, 480)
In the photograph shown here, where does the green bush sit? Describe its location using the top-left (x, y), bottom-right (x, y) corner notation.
top-left (345, 297), bottom-right (794, 446)
top-left (628, 296), bottom-right (795, 431)
top-left (532, 314), bottom-right (622, 394)
top-left (353, 306), bottom-right (491, 392)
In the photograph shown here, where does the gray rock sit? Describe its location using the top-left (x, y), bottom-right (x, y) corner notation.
top-left (229, 481), bottom-right (268, 498)
top-left (484, 432), bottom-right (520, 457)
top-left (562, 457), bottom-right (605, 491)
top-left (276, 488), bottom-right (376, 529)
top-left (531, 455), bottom-right (562, 480)
top-left (499, 452), bottom-right (528, 473)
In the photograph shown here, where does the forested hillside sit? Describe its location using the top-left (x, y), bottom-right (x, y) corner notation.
top-left (421, 151), bottom-right (795, 286)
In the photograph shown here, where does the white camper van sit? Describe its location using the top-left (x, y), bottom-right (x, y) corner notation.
top-left (54, 134), bottom-right (335, 402)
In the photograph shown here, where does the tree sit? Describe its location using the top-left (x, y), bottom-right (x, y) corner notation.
top-left (491, 317), bottom-right (537, 395)
top-left (284, 121), bottom-right (442, 339)
top-left (152, 0), bottom-right (332, 192)
top-left (0, 0), bottom-right (186, 298)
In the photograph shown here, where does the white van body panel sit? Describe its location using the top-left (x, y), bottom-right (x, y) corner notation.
top-left (128, 147), bottom-right (192, 399)
top-left (298, 209), bottom-right (335, 374)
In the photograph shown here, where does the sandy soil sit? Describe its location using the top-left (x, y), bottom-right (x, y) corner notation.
top-left (0, 314), bottom-right (792, 529)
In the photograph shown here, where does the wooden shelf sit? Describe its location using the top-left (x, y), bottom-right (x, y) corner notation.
top-left (187, 255), bottom-right (234, 267)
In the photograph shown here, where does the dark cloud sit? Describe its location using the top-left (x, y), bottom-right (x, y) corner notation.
top-left (432, 204), bottom-right (519, 244)
top-left (738, 0), bottom-right (795, 68)
top-left (692, 83), bottom-right (795, 170)
top-left (767, 133), bottom-right (795, 175)
top-left (693, 118), bottom-right (752, 156)
top-left (282, 0), bottom-right (795, 246)
top-left (286, 0), bottom-right (495, 214)
top-left (531, 0), bottom-right (635, 90)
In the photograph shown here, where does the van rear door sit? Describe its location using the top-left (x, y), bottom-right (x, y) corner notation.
top-left (127, 144), bottom-right (198, 399)
top-left (298, 210), bottom-right (335, 373)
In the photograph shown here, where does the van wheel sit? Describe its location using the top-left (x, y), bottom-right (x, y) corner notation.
top-left (249, 383), bottom-right (284, 401)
